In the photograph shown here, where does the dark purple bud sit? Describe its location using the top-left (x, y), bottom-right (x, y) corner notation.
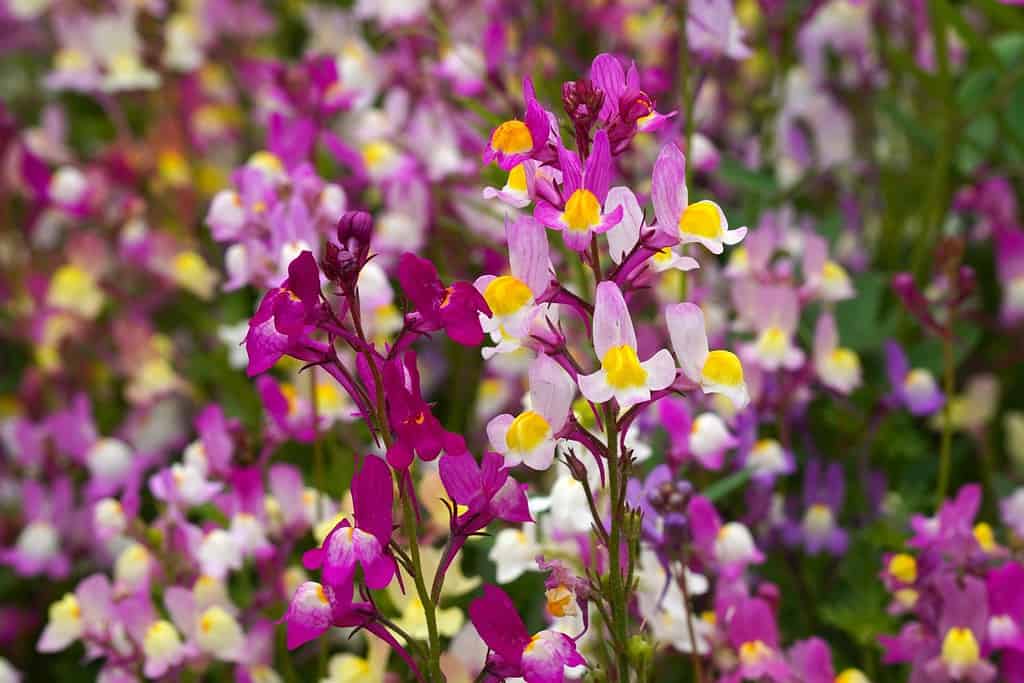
top-left (562, 79), bottom-right (605, 158)
top-left (323, 211), bottom-right (374, 293)
top-left (564, 450), bottom-right (589, 483)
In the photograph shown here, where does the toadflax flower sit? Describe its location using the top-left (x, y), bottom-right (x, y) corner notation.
top-left (666, 302), bottom-right (749, 408)
top-left (578, 281), bottom-right (676, 410)
top-left (652, 142), bottom-right (747, 255)
top-left (535, 130), bottom-right (624, 252)
top-left (302, 456), bottom-right (395, 606)
top-left (487, 354), bottom-right (575, 470)
top-left (483, 79), bottom-right (551, 171)
top-left (475, 215), bottom-right (554, 358)
top-left (469, 584), bottom-right (585, 682)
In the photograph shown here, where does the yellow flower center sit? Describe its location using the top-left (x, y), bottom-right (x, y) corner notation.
top-left (506, 410), bottom-right (551, 453)
top-left (602, 345), bottom-right (648, 389)
top-left (822, 260), bottom-right (848, 283)
top-left (895, 588), bottom-right (919, 608)
top-left (653, 247), bottom-right (674, 264)
top-left (738, 639), bottom-right (771, 665)
top-left (835, 669), bottom-right (871, 683)
top-left (491, 120), bottom-right (533, 154)
top-left (679, 201), bottom-right (722, 239)
top-left (941, 627), bottom-right (980, 668)
top-left (888, 553), bottom-right (917, 583)
top-left (562, 189), bottom-right (602, 232)
top-left (755, 326), bottom-right (788, 357)
top-left (315, 584), bottom-right (329, 604)
top-left (507, 164), bottom-right (528, 192)
top-left (973, 522), bottom-right (995, 552)
top-left (545, 585), bottom-right (576, 617)
top-left (829, 348), bottom-right (860, 372)
top-left (483, 275), bottom-right (533, 316)
top-left (361, 141), bottom-right (396, 170)
top-left (248, 151), bottom-right (284, 175)
top-left (524, 633), bottom-right (542, 654)
top-left (702, 350), bottom-right (744, 386)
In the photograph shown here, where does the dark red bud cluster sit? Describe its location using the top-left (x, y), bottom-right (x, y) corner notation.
top-left (562, 79), bottom-right (605, 158)
top-left (322, 210), bottom-right (373, 295)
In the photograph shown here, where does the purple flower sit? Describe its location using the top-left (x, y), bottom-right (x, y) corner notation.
top-left (439, 451), bottom-right (532, 536)
top-left (987, 562), bottom-right (1024, 651)
top-left (244, 250), bottom-right (322, 376)
top-left (483, 78), bottom-right (551, 171)
top-left (469, 584), bottom-right (585, 683)
top-left (382, 351), bottom-right (468, 469)
top-left (534, 130), bottom-right (624, 252)
top-left (783, 459), bottom-right (848, 556)
top-left (885, 341), bottom-right (944, 416)
top-left (302, 456), bottom-right (395, 606)
top-left (397, 252), bottom-right (490, 346)
top-left (721, 597), bottom-right (790, 683)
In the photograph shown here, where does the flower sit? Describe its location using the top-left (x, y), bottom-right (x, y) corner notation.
top-left (652, 143), bottom-right (747, 254)
top-left (302, 456), bottom-right (396, 606)
top-left (578, 281), bottom-right (676, 410)
top-left (666, 302), bottom-right (749, 408)
top-left (398, 252), bottom-right (490, 346)
top-left (487, 354), bottom-right (575, 470)
top-left (469, 584), bottom-right (585, 682)
top-left (535, 130), bottom-right (624, 252)
top-left (483, 79), bottom-right (551, 170)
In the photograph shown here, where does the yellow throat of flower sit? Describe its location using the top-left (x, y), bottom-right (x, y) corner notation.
top-left (679, 201), bottom-right (722, 239)
top-left (492, 120), bottom-right (533, 154)
top-left (602, 345), bottom-right (648, 389)
top-left (506, 410), bottom-right (550, 453)
top-left (483, 275), bottom-right (532, 317)
top-left (562, 189), bottom-right (601, 233)
top-left (941, 627), bottom-right (980, 668)
top-left (702, 350), bottom-right (744, 386)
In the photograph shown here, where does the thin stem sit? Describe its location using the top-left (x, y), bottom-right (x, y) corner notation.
top-left (679, 547), bottom-right (705, 683)
top-left (309, 372), bottom-right (328, 680)
top-left (604, 403), bottom-right (630, 681)
top-left (397, 470), bottom-right (445, 683)
top-left (936, 324), bottom-right (957, 506)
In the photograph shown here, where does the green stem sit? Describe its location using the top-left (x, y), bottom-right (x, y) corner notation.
top-left (398, 469), bottom-right (445, 683)
top-left (936, 324), bottom-right (956, 506)
top-left (351, 297), bottom-right (444, 682)
top-left (604, 404), bottom-right (630, 681)
top-left (679, 546), bottom-right (704, 683)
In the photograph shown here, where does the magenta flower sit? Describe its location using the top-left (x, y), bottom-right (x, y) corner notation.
top-left (381, 351), bottom-right (468, 469)
top-left (397, 252), bottom-right (490, 346)
top-left (589, 53), bottom-right (675, 152)
top-left (244, 250), bottom-right (322, 376)
top-left (721, 597), bottom-right (791, 683)
top-left (535, 130), bottom-right (624, 252)
top-left (282, 582), bottom-right (421, 678)
top-left (987, 562), bottom-right (1024, 651)
top-left (578, 281), bottom-right (676, 409)
top-left (439, 451), bottom-right (532, 536)
top-left (302, 456), bottom-right (395, 605)
top-left (469, 584), bottom-right (585, 682)
top-left (483, 79), bottom-right (550, 171)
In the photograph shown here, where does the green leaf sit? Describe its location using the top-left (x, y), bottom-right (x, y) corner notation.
top-left (702, 468), bottom-right (752, 502)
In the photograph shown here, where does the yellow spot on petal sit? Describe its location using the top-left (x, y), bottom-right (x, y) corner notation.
top-left (506, 410), bottom-right (550, 453)
top-left (941, 627), bottom-right (980, 668)
top-left (507, 164), bottom-right (528, 192)
top-left (546, 585), bottom-right (576, 617)
top-left (679, 201), bottom-right (722, 240)
top-left (888, 553), bottom-right (917, 583)
top-left (702, 350), bottom-right (744, 387)
top-left (491, 120), bottom-right (533, 155)
top-left (835, 669), bottom-right (871, 683)
top-left (602, 345), bottom-right (648, 389)
top-left (738, 639), bottom-right (772, 665)
top-left (248, 151), bottom-right (284, 175)
top-left (974, 522), bottom-right (996, 552)
top-left (562, 189), bottom-right (601, 233)
top-left (483, 275), bottom-right (532, 316)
